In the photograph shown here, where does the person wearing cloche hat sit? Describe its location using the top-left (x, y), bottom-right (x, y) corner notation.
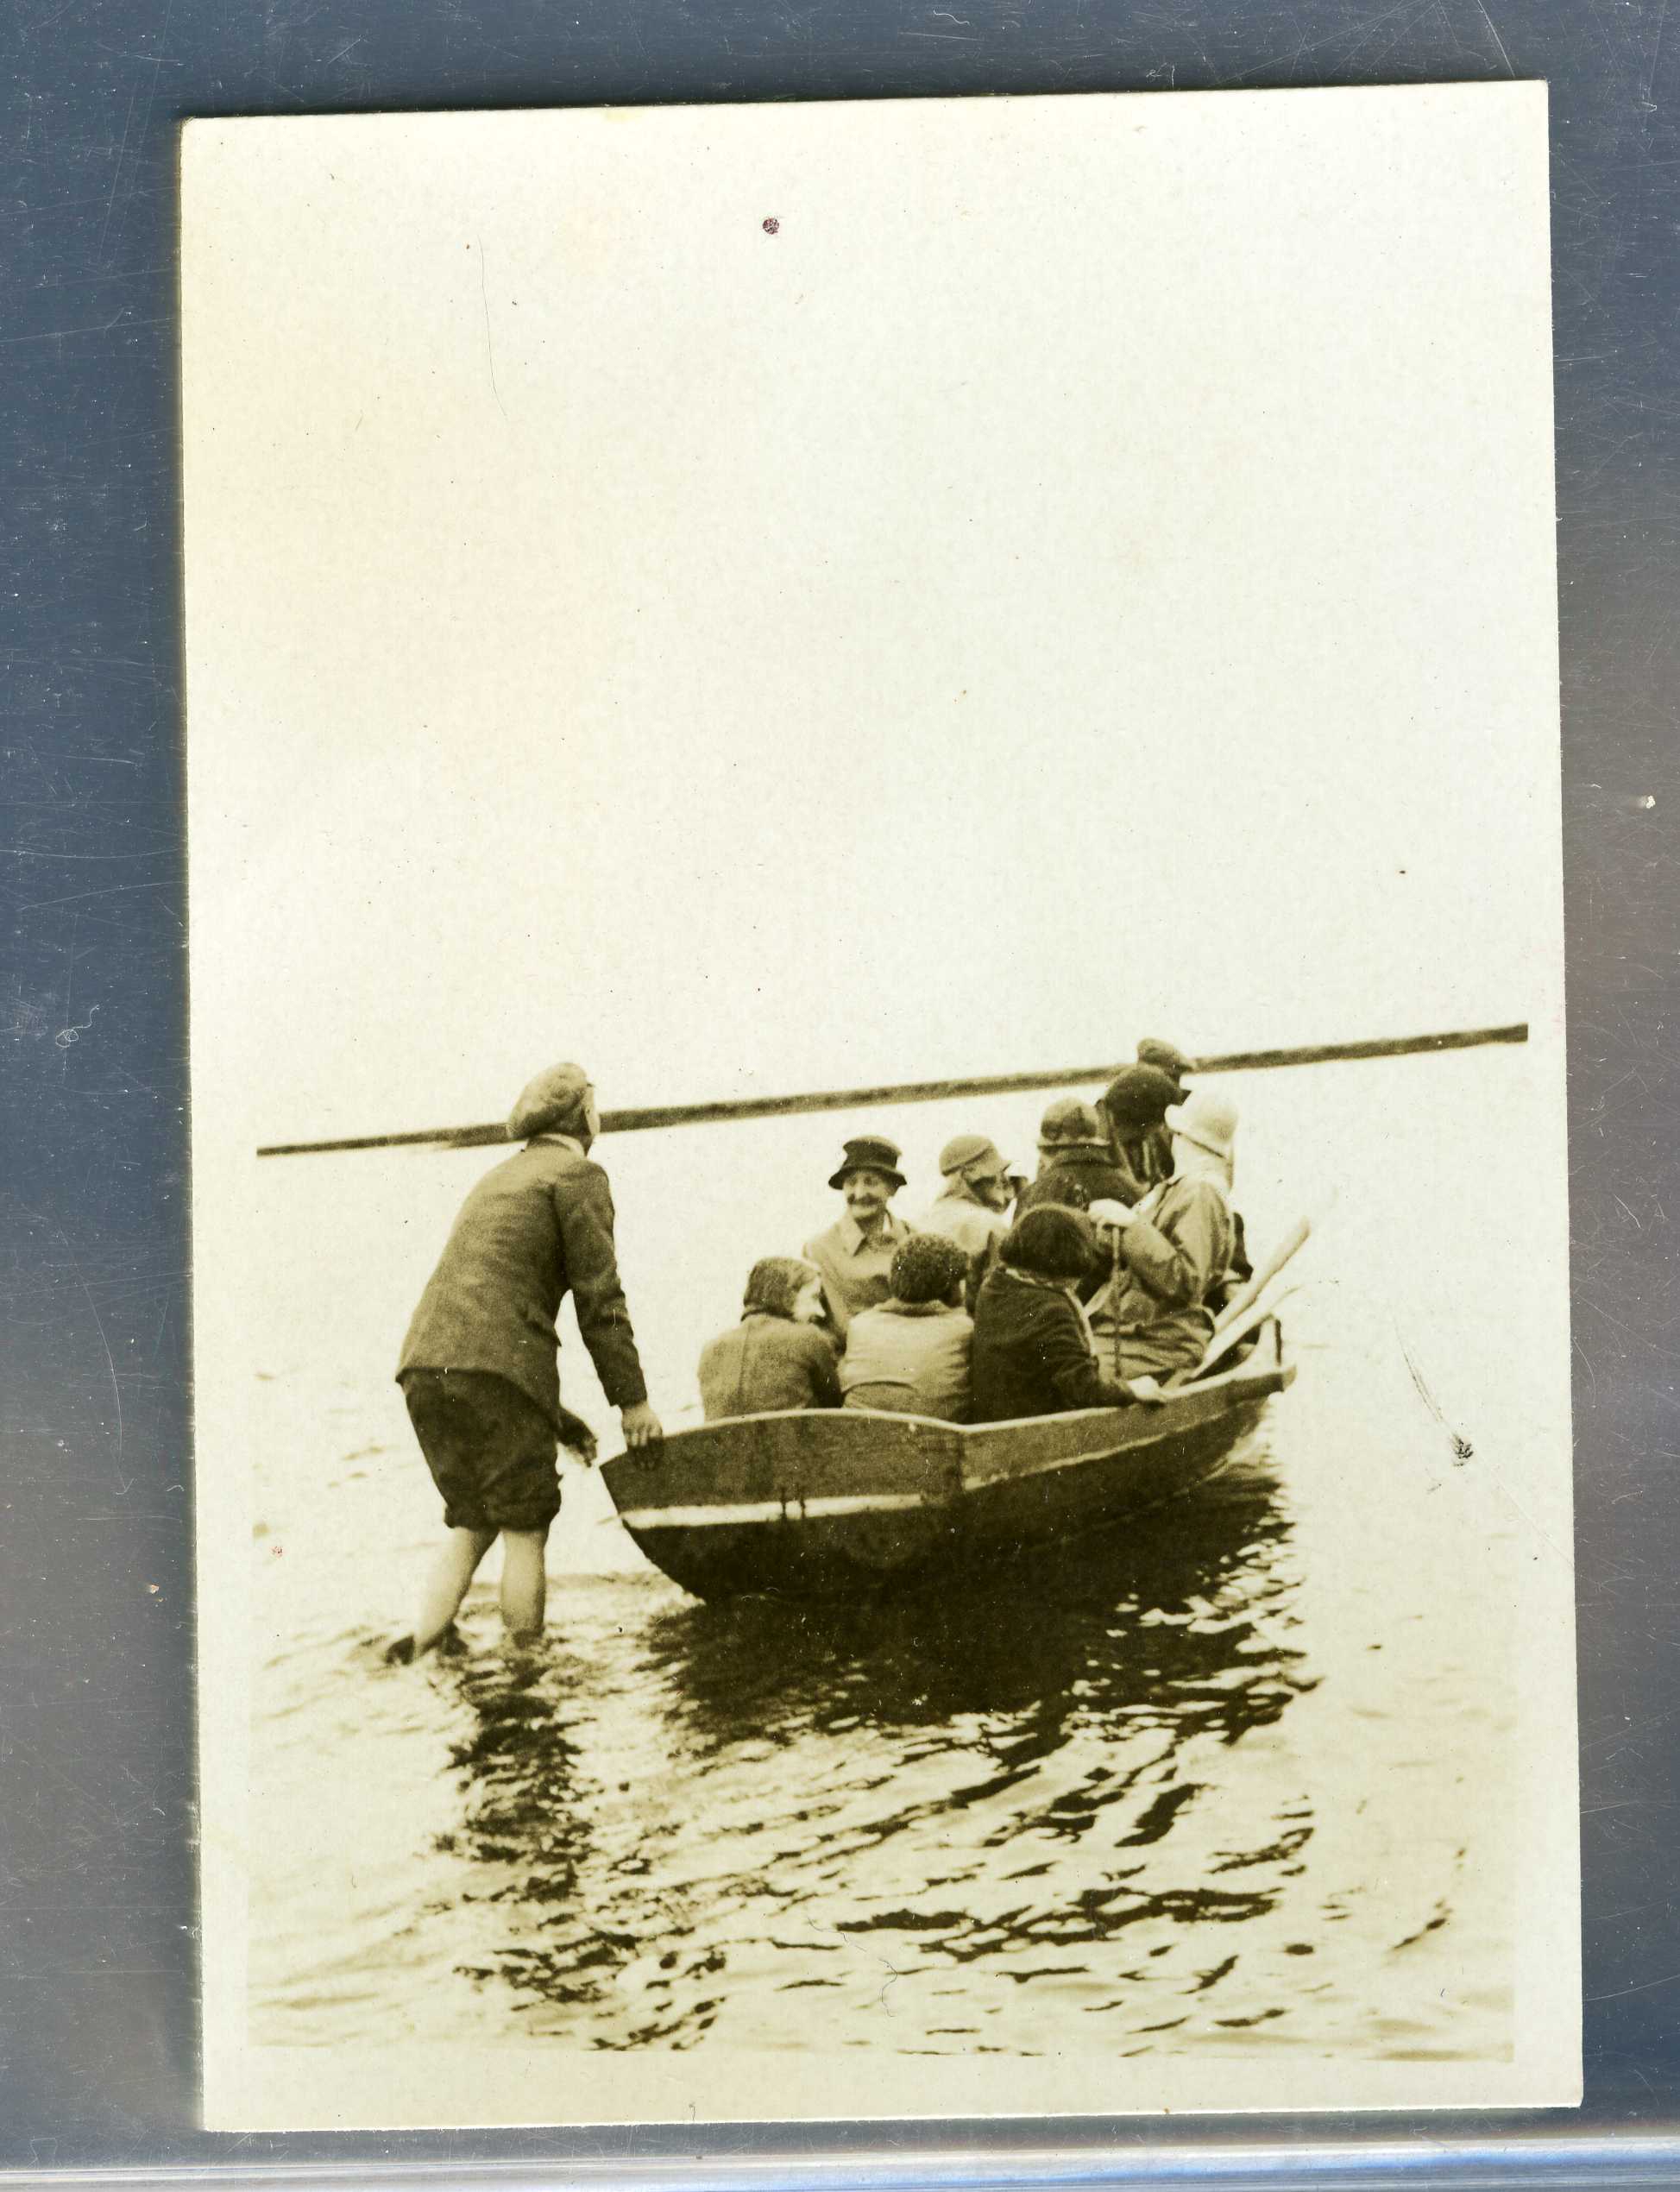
top-left (1097, 1062), bottom-right (1182, 1192)
top-left (913, 1133), bottom-right (1016, 1262)
top-left (390, 1061), bottom-right (663, 1663)
top-left (1014, 1096), bottom-right (1143, 1229)
top-left (1135, 1041), bottom-right (1194, 1176)
top-left (802, 1134), bottom-right (917, 1339)
top-left (1085, 1087), bottom-right (1243, 1379)
top-left (1136, 1038), bottom-right (1195, 1102)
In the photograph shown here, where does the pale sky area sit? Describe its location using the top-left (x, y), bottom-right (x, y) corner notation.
top-left (182, 87), bottom-right (1561, 1150)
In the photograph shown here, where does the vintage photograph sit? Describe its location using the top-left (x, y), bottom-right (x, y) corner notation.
top-left (182, 86), bottom-right (1578, 2127)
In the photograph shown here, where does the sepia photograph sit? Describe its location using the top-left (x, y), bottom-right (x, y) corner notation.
top-left (182, 85), bottom-right (1577, 2128)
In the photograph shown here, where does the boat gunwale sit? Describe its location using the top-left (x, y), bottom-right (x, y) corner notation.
top-left (601, 1320), bottom-right (1291, 1518)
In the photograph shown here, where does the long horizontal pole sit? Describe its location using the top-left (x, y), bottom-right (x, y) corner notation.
top-left (255, 1020), bottom-right (1528, 1158)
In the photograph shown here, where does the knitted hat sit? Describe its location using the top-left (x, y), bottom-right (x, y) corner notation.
top-left (507, 1061), bottom-right (594, 1142)
top-left (827, 1135), bottom-right (907, 1191)
top-left (1100, 1063), bottom-right (1181, 1134)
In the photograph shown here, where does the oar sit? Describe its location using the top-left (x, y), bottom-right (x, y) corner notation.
top-left (1212, 1213), bottom-right (1313, 1336)
top-left (1191, 1283), bottom-right (1304, 1384)
top-left (1180, 1213), bottom-right (1318, 1385)
top-left (255, 1021), bottom-right (1527, 1158)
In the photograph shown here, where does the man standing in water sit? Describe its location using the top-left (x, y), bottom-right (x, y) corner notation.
top-left (388, 1062), bottom-right (663, 1660)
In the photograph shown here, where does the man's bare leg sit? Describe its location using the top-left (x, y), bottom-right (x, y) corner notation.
top-left (406, 1525), bottom-right (496, 1657)
top-left (500, 1527), bottom-right (550, 1641)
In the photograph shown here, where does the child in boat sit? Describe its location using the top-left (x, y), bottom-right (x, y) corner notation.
top-left (698, 1257), bottom-right (841, 1420)
top-left (970, 1206), bottom-right (1162, 1421)
top-left (840, 1235), bottom-right (974, 1420)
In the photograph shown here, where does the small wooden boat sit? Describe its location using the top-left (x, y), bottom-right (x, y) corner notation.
top-left (601, 1318), bottom-right (1294, 1601)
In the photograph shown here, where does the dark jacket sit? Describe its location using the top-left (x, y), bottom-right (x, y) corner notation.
top-left (698, 1313), bottom-right (841, 1420)
top-left (398, 1138), bottom-right (648, 1429)
top-left (1015, 1143), bottom-right (1144, 1218)
top-left (1115, 1125), bottom-right (1174, 1191)
top-left (970, 1266), bottom-right (1136, 1422)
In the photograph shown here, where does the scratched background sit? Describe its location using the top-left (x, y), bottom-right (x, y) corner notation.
top-left (3, 0), bottom-right (1677, 2179)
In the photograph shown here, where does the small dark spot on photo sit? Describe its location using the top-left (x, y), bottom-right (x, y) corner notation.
top-left (762, 217), bottom-right (781, 234)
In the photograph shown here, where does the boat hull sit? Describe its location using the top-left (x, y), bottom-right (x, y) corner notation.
top-left (602, 1321), bottom-right (1293, 1602)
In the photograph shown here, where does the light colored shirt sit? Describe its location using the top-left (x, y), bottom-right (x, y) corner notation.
top-left (840, 1300), bottom-right (973, 1421)
top-left (914, 1189), bottom-right (1011, 1260)
top-left (801, 1210), bottom-right (916, 1338)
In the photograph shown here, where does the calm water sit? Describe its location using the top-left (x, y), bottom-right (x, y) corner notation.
top-left (246, 1052), bottom-right (1536, 2059)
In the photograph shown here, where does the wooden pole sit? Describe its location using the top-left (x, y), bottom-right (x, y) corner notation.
top-left (255, 1020), bottom-right (1528, 1158)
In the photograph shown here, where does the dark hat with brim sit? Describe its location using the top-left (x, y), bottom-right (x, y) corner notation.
top-left (828, 1134), bottom-right (907, 1191)
top-left (1101, 1062), bottom-right (1182, 1132)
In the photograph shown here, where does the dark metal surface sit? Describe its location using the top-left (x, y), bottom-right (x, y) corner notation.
top-left (3, 0), bottom-right (1677, 2174)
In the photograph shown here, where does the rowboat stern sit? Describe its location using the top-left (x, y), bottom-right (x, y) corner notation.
top-left (600, 1408), bottom-right (966, 1598)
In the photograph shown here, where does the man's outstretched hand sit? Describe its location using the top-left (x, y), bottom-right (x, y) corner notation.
top-left (620, 1401), bottom-right (664, 1450)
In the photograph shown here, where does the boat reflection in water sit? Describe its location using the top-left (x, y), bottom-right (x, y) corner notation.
top-left (440, 1435), bottom-right (1324, 2053)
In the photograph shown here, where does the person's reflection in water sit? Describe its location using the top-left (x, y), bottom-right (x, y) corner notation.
top-left (441, 1648), bottom-right (635, 2024)
top-left (439, 1636), bottom-right (746, 2046)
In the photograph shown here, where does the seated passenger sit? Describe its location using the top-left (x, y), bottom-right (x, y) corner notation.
top-left (970, 1207), bottom-right (1161, 1422)
top-left (802, 1136), bottom-right (918, 1339)
top-left (1014, 1097), bottom-right (1143, 1217)
top-left (698, 1257), bottom-right (841, 1420)
top-left (1086, 1089), bottom-right (1239, 1378)
top-left (1136, 1037), bottom-right (1193, 1101)
top-left (1136, 1039), bottom-right (1196, 1184)
top-left (840, 1236), bottom-right (974, 1420)
top-left (1095, 1063), bottom-right (1181, 1192)
top-left (914, 1135), bottom-right (1016, 1257)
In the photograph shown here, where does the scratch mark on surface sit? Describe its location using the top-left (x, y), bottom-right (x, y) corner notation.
top-left (74, 1267), bottom-right (128, 1487)
top-left (98, 79), bottom-right (141, 256)
top-left (1645, 0), bottom-right (1670, 105)
top-left (477, 238), bottom-right (507, 421)
top-left (1394, 1318), bottom-right (1473, 1460)
top-left (1587, 1967), bottom-right (1680, 2003)
top-left (59, 911), bottom-right (78, 1078)
top-left (20, 878), bottom-right (176, 910)
top-left (54, 1003), bottom-right (98, 1049)
top-left (1469, 0), bottom-right (1516, 75)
